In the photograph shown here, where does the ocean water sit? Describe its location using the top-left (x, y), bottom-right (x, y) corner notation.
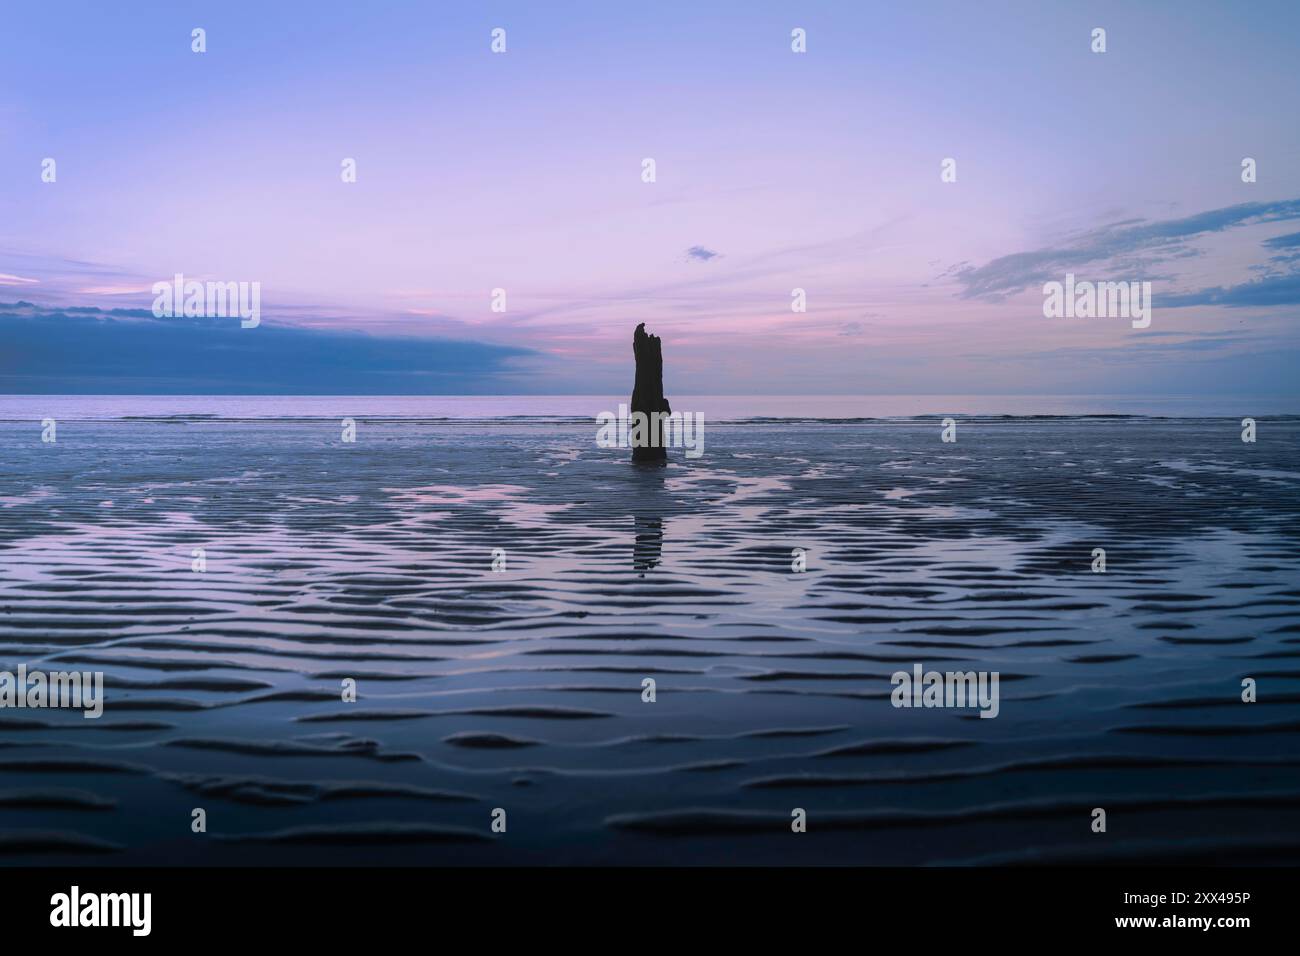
top-left (3, 392), bottom-right (1299, 421)
top-left (2, 399), bottom-right (1299, 865)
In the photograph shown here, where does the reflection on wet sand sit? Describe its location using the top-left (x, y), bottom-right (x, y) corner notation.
top-left (632, 461), bottom-right (668, 574)
top-left (633, 516), bottom-right (664, 573)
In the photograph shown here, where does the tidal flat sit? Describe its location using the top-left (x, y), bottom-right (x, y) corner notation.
top-left (2, 416), bottom-right (1299, 865)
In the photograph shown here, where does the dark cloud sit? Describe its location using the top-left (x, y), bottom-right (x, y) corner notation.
top-left (954, 199), bottom-right (1300, 301)
top-left (1156, 272), bottom-right (1300, 309)
top-left (1263, 231), bottom-right (1300, 249)
top-left (685, 245), bottom-right (720, 262)
top-left (0, 302), bottom-right (533, 394)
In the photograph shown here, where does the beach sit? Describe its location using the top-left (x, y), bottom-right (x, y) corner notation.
top-left (2, 407), bottom-right (1299, 865)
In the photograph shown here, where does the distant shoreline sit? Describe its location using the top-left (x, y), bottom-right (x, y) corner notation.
top-left (3, 394), bottom-right (1298, 422)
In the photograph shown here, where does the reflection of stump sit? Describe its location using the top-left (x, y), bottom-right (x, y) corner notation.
top-left (633, 515), bottom-right (663, 573)
top-left (631, 323), bottom-right (671, 462)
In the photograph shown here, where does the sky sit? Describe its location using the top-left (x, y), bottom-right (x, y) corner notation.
top-left (2, 0), bottom-right (1300, 396)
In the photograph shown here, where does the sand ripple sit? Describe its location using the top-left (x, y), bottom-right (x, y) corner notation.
top-left (2, 418), bottom-right (1299, 863)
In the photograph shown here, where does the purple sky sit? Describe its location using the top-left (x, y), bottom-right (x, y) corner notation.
top-left (3, 0), bottom-right (1299, 395)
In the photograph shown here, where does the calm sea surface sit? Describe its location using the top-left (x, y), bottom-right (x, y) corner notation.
top-left (3, 393), bottom-right (1299, 421)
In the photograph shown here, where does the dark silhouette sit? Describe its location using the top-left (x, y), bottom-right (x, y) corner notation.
top-left (630, 323), bottom-right (671, 462)
top-left (633, 514), bottom-right (664, 573)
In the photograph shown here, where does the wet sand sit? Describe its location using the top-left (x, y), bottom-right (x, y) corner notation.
top-left (2, 417), bottom-right (1299, 865)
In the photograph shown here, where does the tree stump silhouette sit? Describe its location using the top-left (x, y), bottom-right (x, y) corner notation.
top-left (631, 323), bottom-right (671, 462)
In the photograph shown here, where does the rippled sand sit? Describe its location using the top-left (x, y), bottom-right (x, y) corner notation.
top-left (2, 418), bottom-right (1299, 865)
